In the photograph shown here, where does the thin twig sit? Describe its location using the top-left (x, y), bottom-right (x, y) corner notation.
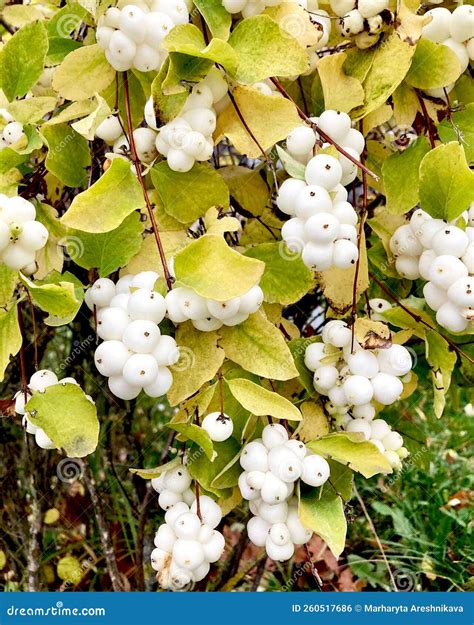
top-left (26, 291), bottom-right (38, 370)
top-left (415, 90), bottom-right (436, 149)
top-left (80, 460), bottom-right (123, 591)
top-left (122, 72), bottom-right (173, 290)
top-left (304, 544), bottom-right (323, 591)
top-left (269, 77), bottom-right (379, 182)
top-left (353, 483), bottom-right (398, 592)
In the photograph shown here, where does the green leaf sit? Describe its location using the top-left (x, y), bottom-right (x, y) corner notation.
top-left (61, 158), bottom-right (144, 232)
top-left (299, 487), bottom-right (347, 558)
top-left (52, 44), bottom-right (116, 101)
top-left (276, 145), bottom-right (306, 180)
top-left (382, 137), bottom-right (431, 215)
top-left (0, 21), bottom-right (48, 101)
top-left (317, 52), bottom-right (364, 113)
top-left (425, 330), bottom-right (457, 418)
top-left (419, 142), bottom-right (474, 221)
top-left (26, 384), bottom-right (99, 457)
top-left (168, 322), bottom-right (225, 406)
top-left (129, 457), bottom-right (182, 479)
top-left (151, 162), bottom-right (230, 225)
top-left (150, 59), bottom-right (188, 125)
top-left (353, 32), bottom-right (415, 119)
top-left (219, 165), bottom-right (270, 218)
top-left (229, 15), bottom-right (307, 84)
top-left (47, 37), bottom-right (83, 65)
top-left (307, 432), bottom-right (392, 478)
top-left (405, 39), bottom-right (462, 90)
top-left (71, 95), bottom-right (111, 141)
top-left (0, 266), bottom-right (18, 307)
top-left (21, 272), bottom-right (83, 325)
top-left (193, 0), bottom-right (232, 41)
top-left (216, 86), bottom-right (301, 159)
top-left (372, 501), bottom-right (413, 536)
top-left (325, 460), bottom-right (353, 502)
top-left (289, 338), bottom-right (319, 393)
top-left (57, 556), bottom-right (83, 585)
top-left (168, 423), bottom-right (215, 460)
top-left (0, 148), bottom-right (26, 175)
top-left (227, 378), bottom-right (302, 421)
top-left (188, 438), bottom-right (241, 493)
top-left (68, 212), bottom-right (144, 276)
top-left (42, 124), bottom-right (91, 188)
top-left (47, 3), bottom-right (87, 38)
top-left (174, 234), bottom-right (264, 301)
top-left (219, 310), bottom-right (298, 381)
top-left (0, 304), bottom-right (22, 382)
top-left (438, 104), bottom-right (474, 164)
top-left (245, 242), bottom-right (315, 305)
top-left (7, 96), bottom-right (57, 124)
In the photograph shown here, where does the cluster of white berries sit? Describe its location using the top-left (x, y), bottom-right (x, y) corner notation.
top-left (96, 1), bottom-right (189, 72)
top-left (344, 415), bottom-right (407, 470)
top-left (0, 195), bottom-right (49, 272)
top-left (390, 208), bottom-right (474, 334)
top-left (151, 69), bottom-right (228, 173)
top-left (151, 464), bottom-right (225, 590)
top-left (95, 115), bottom-right (159, 165)
top-left (14, 370), bottom-right (94, 450)
top-left (304, 321), bottom-right (412, 464)
top-left (165, 284), bottom-right (264, 331)
top-left (421, 5), bottom-right (473, 98)
top-left (85, 273), bottom-right (180, 400)
top-left (239, 424), bottom-right (330, 561)
top-left (332, 0), bottom-right (392, 48)
top-left (278, 111), bottom-right (365, 271)
top-left (0, 110), bottom-right (26, 149)
top-left (367, 297), bottom-right (393, 321)
top-left (221, 0), bottom-right (312, 17)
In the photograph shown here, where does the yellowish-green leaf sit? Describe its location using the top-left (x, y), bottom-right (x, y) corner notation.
top-left (229, 15), bottom-right (307, 84)
top-left (61, 158), bottom-right (144, 232)
top-left (124, 230), bottom-right (188, 275)
top-left (129, 457), bottom-right (182, 479)
top-left (425, 330), bottom-right (457, 418)
top-left (151, 162), bottom-right (230, 225)
top-left (168, 423), bottom-right (215, 460)
top-left (52, 44), bottom-right (115, 101)
top-left (317, 52), bottom-right (364, 113)
top-left (42, 124), bottom-right (91, 188)
top-left (71, 94), bottom-right (111, 141)
top-left (438, 104), bottom-right (474, 164)
top-left (57, 556), bottom-right (83, 585)
top-left (219, 165), bottom-right (270, 218)
top-left (0, 265), bottom-right (18, 307)
top-left (0, 550), bottom-right (6, 570)
top-left (392, 82), bottom-right (419, 127)
top-left (419, 142), bottom-right (474, 221)
top-left (405, 39), bottom-right (462, 90)
top-left (26, 384), bottom-right (99, 457)
top-left (7, 96), bottom-right (57, 124)
top-left (168, 323), bottom-right (225, 406)
top-left (204, 207), bottom-right (240, 235)
top-left (215, 85), bottom-right (301, 158)
top-left (0, 21), bottom-right (48, 101)
top-left (20, 273), bottom-right (82, 323)
top-left (382, 136), bottom-right (431, 214)
top-left (174, 234), bottom-right (264, 301)
top-left (308, 432), bottom-right (392, 478)
top-left (245, 242), bottom-right (315, 305)
top-left (227, 378), bottom-right (302, 421)
top-left (193, 0), bottom-right (232, 40)
top-left (265, 3), bottom-right (322, 48)
top-left (44, 508), bottom-right (60, 525)
top-left (299, 488), bottom-right (347, 558)
top-left (0, 304), bottom-right (22, 382)
top-left (219, 310), bottom-right (298, 381)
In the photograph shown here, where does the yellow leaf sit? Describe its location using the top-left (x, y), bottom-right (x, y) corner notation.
top-left (317, 52), bottom-right (365, 113)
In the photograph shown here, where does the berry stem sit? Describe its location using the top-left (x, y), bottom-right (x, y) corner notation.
top-left (415, 90), bottom-right (436, 149)
top-left (193, 407), bottom-right (203, 521)
top-left (269, 77), bottom-right (380, 182)
top-left (369, 272), bottom-right (474, 365)
top-left (217, 367), bottom-right (225, 417)
top-left (122, 72), bottom-right (173, 291)
top-left (26, 290), bottom-right (38, 370)
top-left (17, 303), bottom-right (28, 402)
top-left (350, 127), bottom-right (369, 351)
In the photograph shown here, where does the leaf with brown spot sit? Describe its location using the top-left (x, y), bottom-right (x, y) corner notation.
top-left (354, 318), bottom-right (392, 350)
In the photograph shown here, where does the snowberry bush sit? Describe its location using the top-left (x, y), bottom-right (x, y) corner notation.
top-left (0, 0), bottom-right (472, 593)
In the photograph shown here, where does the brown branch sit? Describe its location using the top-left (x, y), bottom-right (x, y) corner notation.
top-left (415, 90), bottom-right (436, 149)
top-left (269, 77), bottom-right (379, 182)
top-left (369, 272), bottom-right (474, 365)
top-left (354, 483), bottom-right (398, 592)
top-left (26, 291), bottom-right (38, 370)
top-left (304, 543), bottom-right (323, 590)
top-left (122, 72), bottom-right (173, 290)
